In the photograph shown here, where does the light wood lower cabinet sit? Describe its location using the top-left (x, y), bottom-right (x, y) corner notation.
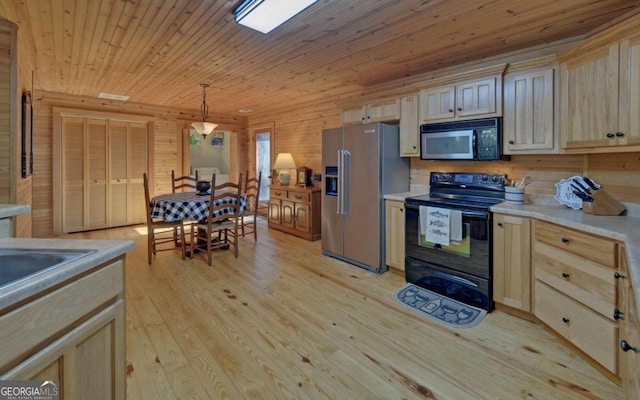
top-left (533, 220), bottom-right (620, 375)
top-left (385, 200), bottom-right (405, 271)
top-left (268, 185), bottom-right (321, 241)
top-left (492, 214), bottom-right (531, 311)
top-left (619, 248), bottom-right (640, 399)
top-left (0, 258), bottom-right (126, 399)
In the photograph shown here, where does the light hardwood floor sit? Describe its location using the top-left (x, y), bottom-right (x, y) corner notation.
top-left (68, 220), bottom-right (624, 400)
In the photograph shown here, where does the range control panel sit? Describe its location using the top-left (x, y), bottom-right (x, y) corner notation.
top-left (430, 172), bottom-right (506, 189)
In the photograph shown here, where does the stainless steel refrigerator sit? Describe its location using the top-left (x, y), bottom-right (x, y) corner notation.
top-left (321, 122), bottom-right (410, 273)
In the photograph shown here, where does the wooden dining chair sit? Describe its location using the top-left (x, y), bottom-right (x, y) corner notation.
top-left (143, 173), bottom-right (186, 264)
top-left (238, 170), bottom-right (262, 240)
top-left (189, 173), bottom-right (243, 266)
top-left (171, 169), bottom-right (199, 193)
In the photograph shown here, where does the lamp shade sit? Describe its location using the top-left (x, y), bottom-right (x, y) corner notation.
top-left (273, 153), bottom-right (297, 170)
top-left (191, 122), bottom-right (218, 137)
top-left (273, 153), bottom-right (296, 185)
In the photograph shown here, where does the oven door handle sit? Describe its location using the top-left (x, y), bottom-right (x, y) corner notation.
top-left (404, 203), bottom-right (489, 219)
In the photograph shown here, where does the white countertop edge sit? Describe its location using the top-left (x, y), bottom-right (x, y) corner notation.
top-left (0, 205), bottom-right (31, 219)
top-left (490, 201), bottom-right (640, 323)
top-left (0, 238), bottom-right (135, 309)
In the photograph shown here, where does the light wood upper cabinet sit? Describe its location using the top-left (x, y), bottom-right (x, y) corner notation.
top-left (419, 75), bottom-right (501, 123)
top-left (503, 66), bottom-right (558, 154)
top-left (493, 214), bottom-right (531, 311)
top-left (341, 98), bottom-right (400, 125)
top-left (560, 32), bottom-right (640, 152)
top-left (399, 94), bottom-right (420, 157)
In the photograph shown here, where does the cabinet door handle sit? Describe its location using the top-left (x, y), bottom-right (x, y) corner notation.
top-left (457, 107), bottom-right (462, 112)
top-left (412, 145), bottom-right (416, 149)
top-left (614, 308), bottom-right (625, 320)
top-left (621, 340), bottom-right (639, 353)
top-left (614, 272), bottom-right (627, 279)
top-left (562, 317), bottom-right (570, 323)
top-left (497, 222), bottom-right (503, 227)
top-left (561, 237), bottom-right (570, 243)
top-left (448, 109), bottom-right (453, 113)
top-left (561, 272), bottom-right (570, 278)
top-left (400, 209), bottom-right (403, 213)
top-left (508, 140), bottom-right (515, 145)
top-left (606, 132), bottom-right (615, 138)
top-left (275, 191), bottom-right (282, 196)
top-left (616, 131), bottom-right (625, 137)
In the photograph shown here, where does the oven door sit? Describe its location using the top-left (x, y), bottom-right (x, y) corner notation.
top-left (404, 202), bottom-right (493, 310)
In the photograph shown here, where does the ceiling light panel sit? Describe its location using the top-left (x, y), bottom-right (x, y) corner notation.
top-left (233, 0), bottom-right (318, 34)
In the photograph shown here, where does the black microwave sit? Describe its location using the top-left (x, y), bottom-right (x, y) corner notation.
top-left (420, 117), bottom-right (504, 160)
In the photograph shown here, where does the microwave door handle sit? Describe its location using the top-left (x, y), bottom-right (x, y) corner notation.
top-left (472, 130), bottom-right (478, 159)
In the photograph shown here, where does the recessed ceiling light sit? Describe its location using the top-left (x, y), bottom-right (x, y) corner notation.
top-left (238, 108), bottom-right (253, 113)
top-left (98, 92), bottom-right (130, 101)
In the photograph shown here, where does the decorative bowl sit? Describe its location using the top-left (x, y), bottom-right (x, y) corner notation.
top-left (196, 180), bottom-right (210, 194)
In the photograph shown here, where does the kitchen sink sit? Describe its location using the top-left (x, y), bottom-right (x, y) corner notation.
top-left (0, 248), bottom-right (96, 289)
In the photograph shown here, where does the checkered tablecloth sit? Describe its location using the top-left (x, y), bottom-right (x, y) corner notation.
top-left (150, 191), bottom-right (248, 222)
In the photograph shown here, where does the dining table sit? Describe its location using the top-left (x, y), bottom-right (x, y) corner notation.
top-left (150, 191), bottom-right (248, 222)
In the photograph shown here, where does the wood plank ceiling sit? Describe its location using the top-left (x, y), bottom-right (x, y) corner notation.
top-left (1, 0), bottom-right (639, 116)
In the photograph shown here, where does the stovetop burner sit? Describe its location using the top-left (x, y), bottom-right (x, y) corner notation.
top-left (406, 171), bottom-right (507, 211)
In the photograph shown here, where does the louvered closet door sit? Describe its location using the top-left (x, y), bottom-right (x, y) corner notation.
top-left (62, 117), bottom-right (85, 233)
top-left (109, 121), bottom-right (129, 227)
top-left (129, 123), bottom-right (148, 224)
top-left (61, 116), bottom-right (148, 233)
top-left (87, 119), bottom-right (108, 230)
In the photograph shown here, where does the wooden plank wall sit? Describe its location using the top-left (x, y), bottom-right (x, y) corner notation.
top-left (248, 102), bottom-right (640, 204)
top-left (0, 20), bottom-right (12, 204)
top-left (31, 91), bottom-right (246, 237)
top-left (247, 102), bottom-right (342, 179)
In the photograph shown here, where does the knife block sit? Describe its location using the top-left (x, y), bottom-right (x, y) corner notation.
top-left (582, 189), bottom-right (626, 216)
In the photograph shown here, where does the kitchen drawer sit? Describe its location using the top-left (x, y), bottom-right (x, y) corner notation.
top-left (288, 191), bottom-right (310, 203)
top-left (535, 220), bottom-right (617, 268)
top-left (270, 188), bottom-right (288, 200)
top-left (535, 240), bottom-right (617, 319)
top-left (535, 280), bottom-right (618, 374)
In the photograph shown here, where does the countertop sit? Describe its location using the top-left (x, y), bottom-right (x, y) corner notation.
top-left (0, 205), bottom-right (31, 219)
top-left (0, 238), bottom-right (135, 310)
top-left (491, 197), bottom-right (640, 319)
top-left (383, 185), bottom-right (429, 201)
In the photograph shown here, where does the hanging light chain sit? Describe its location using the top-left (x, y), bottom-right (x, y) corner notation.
top-left (200, 83), bottom-right (210, 123)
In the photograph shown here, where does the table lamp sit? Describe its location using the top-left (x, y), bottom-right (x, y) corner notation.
top-left (273, 153), bottom-right (296, 185)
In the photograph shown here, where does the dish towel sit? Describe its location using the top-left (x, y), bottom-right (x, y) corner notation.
top-left (425, 206), bottom-right (450, 246)
top-left (450, 210), bottom-right (462, 241)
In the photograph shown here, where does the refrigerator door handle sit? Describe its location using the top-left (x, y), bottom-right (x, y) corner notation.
top-left (337, 150), bottom-right (343, 214)
top-left (342, 150), bottom-right (350, 215)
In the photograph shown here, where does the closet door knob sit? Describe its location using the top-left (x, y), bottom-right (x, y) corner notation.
top-left (606, 132), bottom-right (615, 138)
top-left (561, 237), bottom-right (570, 243)
top-left (562, 317), bottom-right (570, 323)
top-left (616, 132), bottom-right (625, 137)
top-left (562, 272), bottom-right (570, 278)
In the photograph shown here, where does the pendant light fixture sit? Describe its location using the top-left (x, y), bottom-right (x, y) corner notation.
top-left (191, 83), bottom-right (218, 139)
